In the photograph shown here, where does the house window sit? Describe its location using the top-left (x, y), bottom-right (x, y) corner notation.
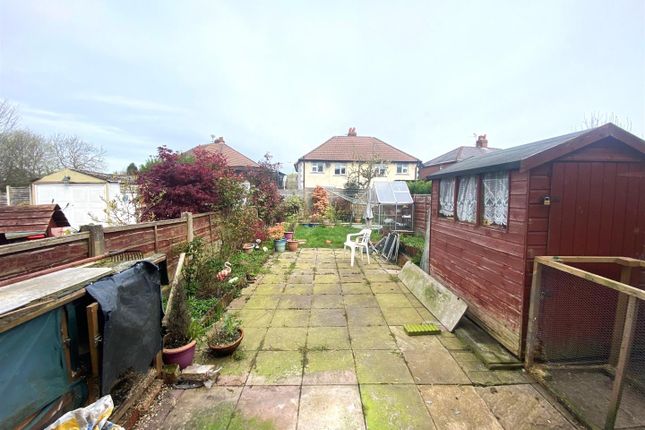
top-left (456, 175), bottom-right (478, 223)
top-left (375, 164), bottom-right (387, 177)
top-left (396, 163), bottom-right (408, 174)
top-left (311, 162), bottom-right (324, 173)
top-left (438, 178), bottom-right (455, 218)
top-left (481, 171), bottom-right (509, 227)
top-left (334, 163), bottom-right (346, 175)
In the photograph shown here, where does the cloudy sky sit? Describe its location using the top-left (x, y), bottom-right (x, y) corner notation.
top-left (1, 0), bottom-right (643, 172)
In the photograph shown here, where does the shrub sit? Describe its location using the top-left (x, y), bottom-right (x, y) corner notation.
top-left (207, 313), bottom-right (242, 346)
top-left (332, 197), bottom-right (352, 221)
top-left (218, 206), bottom-right (266, 260)
top-left (267, 224), bottom-right (285, 240)
top-left (165, 278), bottom-right (192, 348)
top-left (281, 195), bottom-right (304, 218)
top-left (311, 186), bottom-right (329, 222)
top-left (406, 180), bottom-right (432, 195)
top-left (247, 153), bottom-right (283, 224)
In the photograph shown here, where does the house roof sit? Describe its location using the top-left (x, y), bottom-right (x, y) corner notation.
top-left (423, 146), bottom-right (498, 167)
top-left (298, 135), bottom-right (420, 163)
top-left (0, 204), bottom-right (70, 238)
top-left (187, 140), bottom-right (259, 168)
top-left (429, 123), bottom-right (645, 179)
top-left (34, 168), bottom-right (124, 184)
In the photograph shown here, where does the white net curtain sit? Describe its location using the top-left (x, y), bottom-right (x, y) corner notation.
top-left (482, 172), bottom-right (509, 227)
top-left (368, 181), bottom-right (414, 231)
top-left (456, 175), bottom-right (478, 223)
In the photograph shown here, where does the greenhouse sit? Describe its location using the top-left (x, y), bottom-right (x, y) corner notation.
top-left (367, 181), bottom-right (414, 231)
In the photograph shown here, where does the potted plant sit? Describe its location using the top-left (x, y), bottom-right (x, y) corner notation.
top-left (242, 243), bottom-right (254, 254)
top-left (268, 224), bottom-right (286, 252)
top-left (207, 313), bottom-right (244, 356)
top-left (162, 279), bottom-right (198, 369)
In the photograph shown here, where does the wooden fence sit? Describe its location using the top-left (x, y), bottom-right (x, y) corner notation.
top-left (412, 194), bottom-right (431, 235)
top-left (0, 212), bottom-right (219, 284)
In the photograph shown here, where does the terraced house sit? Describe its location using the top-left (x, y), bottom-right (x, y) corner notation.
top-left (296, 128), bottom-right (420, 190)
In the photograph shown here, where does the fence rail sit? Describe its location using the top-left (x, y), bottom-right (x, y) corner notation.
top-left (525, 256), bottom-right (645, 430)
top-left (0, 212), bottom-right (219, 284)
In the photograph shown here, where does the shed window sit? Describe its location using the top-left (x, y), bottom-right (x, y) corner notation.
top-left (456, 175), bottom-right (478, 223)
top-left (438, 178), bottom-right (455, 217)
top-left (481, 171), bottom-right (509, 227)
top-left (311, 162), bottom-right (324, 173)
top-left (334, 163), bottom-right (346, 175)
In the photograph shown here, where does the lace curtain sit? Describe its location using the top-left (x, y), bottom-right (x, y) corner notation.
top-left (482, 172), bottom-right (509, 227)
top-left (456, 176), bottom-right (478, 223)
top-left (439, 178), bottom-right (455, 217)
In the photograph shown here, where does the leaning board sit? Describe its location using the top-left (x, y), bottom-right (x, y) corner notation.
top-left (398, 261), bottom-right (467, 331)
top-left (0, 267), bottom-right (112, 316)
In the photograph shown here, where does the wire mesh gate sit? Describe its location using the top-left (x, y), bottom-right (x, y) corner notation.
top-left (525, 256), bottom-right (645, 430)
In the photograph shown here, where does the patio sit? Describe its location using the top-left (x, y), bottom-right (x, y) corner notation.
top-left (139, 248), bottom-right (578, 429)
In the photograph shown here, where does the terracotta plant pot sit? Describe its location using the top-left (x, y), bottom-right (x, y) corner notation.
top-left (286, 240), bottom-right (299, 252)
top-left (242, 243), bottom-right (254, 254)
top-left (208, 329), bottom-right (244, 356)
top-left (162, 339), bottom-right (196, 369)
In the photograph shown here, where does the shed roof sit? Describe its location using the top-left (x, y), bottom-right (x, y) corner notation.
top-left (422, 146), bottom-right (498, 167)
top-left (187, 140), bottom-right (259, 168)
top-left (429, 123), bottom-right (645, 179)
top-left (299, 135), bottom-right (420, 163)
top-left (369, 181), bottom-right (414, 205)
top-left (35, 168), bottom-right (124, 184)
top-left (0, 204), bottom-right (70, 237)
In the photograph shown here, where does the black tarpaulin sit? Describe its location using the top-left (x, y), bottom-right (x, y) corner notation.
top-left (86, 261), bottom-right (163, 395)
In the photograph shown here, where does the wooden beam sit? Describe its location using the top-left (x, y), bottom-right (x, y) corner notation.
top-left (525, 261), bottom-right (543, 367)
top-left (185, 212), bottom-right (194, 242)
top-left (0, 233), bottom-right (90, 256)
top-left (605, 296), bottom-right (639, 430)
top-left (162, 252), bottom-right (185, 326)
top-left (86, 302), bottom-right (100, 404)
top-left (535, 256), bottom-right (645, 300)
top-left (609, 266), bottom-right (633, 366)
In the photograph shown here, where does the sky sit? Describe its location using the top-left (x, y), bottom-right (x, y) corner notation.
top-left (1, 0), bottom-right (644, 173)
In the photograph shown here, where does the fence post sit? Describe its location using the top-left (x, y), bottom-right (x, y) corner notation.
top-left (609, 266), bottom-right (633, 365)
top-left (6, 185), bottom-right (10, 206)
top-left (605, 296), bottom-right (639, 430)
top-left (524, 259), bottom-right (543, 367)
top-left (80, 224), bottom-right (106, 257)
top-left (184, 212), bottom-right (194, 242)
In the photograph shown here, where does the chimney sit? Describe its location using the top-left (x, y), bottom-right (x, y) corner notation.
top-left (476, 134), bottom-right (488, 148)
top-left (347, 127), bottom-right (357, 137)
top-left (214, 136), bottom-right (225, 144)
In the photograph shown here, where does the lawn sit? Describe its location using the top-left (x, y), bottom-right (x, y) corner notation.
top-left (294, 224), bottom-right (362, 248)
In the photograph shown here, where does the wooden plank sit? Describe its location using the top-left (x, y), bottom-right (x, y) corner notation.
top-left (86, 302), bottom-right (100, 403)
top-left (536, 257), bottom-right (645, 300)
top-left (0, 267), bottom-right (112, 315)
top-left (605, 296), bottom-right (639, 430)
top-left (0, 232), bottom-right (90, 256)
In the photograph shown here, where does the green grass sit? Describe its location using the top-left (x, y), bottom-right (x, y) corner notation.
top-left (294, 224), bottom-right (362, 248)
top-left (400, 233), bottom-right (425, 249)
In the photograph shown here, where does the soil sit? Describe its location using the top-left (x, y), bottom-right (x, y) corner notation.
top-left (111, 369), bottom-right (145, 407)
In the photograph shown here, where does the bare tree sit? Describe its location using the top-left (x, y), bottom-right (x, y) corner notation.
top-left (0, 130), bottom-right (53, 187)
top-left (89, 178), bottom-right (142, 225)
top-left (0, 99), bottom-right (19, 134)
top-left (582, 112), bottom-right (632, 131)
top-left (50, 134), bottom-right (106, 171)
top-left (345, 153), bottom-right (388, 195)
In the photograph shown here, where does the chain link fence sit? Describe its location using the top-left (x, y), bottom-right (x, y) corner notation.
top-left (525, 257), bottom-right (645, 430)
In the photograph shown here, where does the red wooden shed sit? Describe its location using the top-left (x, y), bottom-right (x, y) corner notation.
top-left (0, 204), bottom-right (70, 244)
top-left (427, 123), bottom-right (645, 356)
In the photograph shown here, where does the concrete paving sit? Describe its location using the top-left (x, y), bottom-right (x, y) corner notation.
top-left (140, 248), bottom-right (579, 430)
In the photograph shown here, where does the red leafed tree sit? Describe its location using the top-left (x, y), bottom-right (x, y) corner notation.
top-left (311, 186), bottom-right (329, 221)
top-left (137, 146), bottom-right (239, 220)
top-left (246, 153), bottom-right (283, 224)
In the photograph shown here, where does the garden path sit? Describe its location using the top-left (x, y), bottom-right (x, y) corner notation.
top-left (139, 248), bottom-right (578, 430)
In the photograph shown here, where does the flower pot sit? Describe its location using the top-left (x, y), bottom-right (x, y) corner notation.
top-left (286, 240), bottom-right (299, 252)
top-left (208, 329), bottom-right (244, 356)
top-left (284, 231), bottom-right (294, 240)
top-left (242, 243), bottom-right (254, 254)
top-left (274, 238), bottom-right (287, 252)
top-left (162, 339), bottom-right (197, 369)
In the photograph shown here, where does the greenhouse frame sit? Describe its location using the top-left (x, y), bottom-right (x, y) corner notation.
top-left (367, 181), bottom-right (414, 231)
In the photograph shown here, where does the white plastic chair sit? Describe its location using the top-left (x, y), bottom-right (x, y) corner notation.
top-left (344, 228), bottom-right (372, 267)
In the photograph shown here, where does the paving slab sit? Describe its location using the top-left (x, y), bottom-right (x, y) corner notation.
top-left (419, 385), bottom-right (502, 430)
top-left (298, 385), bottom-right (365, 429)
top-left (454, 318), bottom-right (522, 369)
top-left (234, 385), bottom-right (300, 430)
top-left (161, 386), bottom-right (242, 430)
top-left (390, 325), bottom-right (445, 353)
top-left (271, 309), bottom-right (310, 327)
top-left (437, 333), bottom-right (468, 351)
top-left (283, 283), bottom-right (313, 295)
top-left (360, 384), bottom-right (435, 430)
top-left (237, 327), bottom-right (267, 351)
top-left (236, 309), bottom-right (275, 327)
top-left (254, 283), bottom-right (286, 295)
top-left (370, 282), bottom-right (405, 294)
top-left (349, 325), bottom-right (397, 350)
top-left (343, 294), bottom-right (379, 307)
top-left (309, 308), bottom-right (347, 326)
top-left (288, 274), bottom-right (314, 284)
top-left (346, 306), bottom-right (387, 326)
top-left (340, 282), bottom-right (371, 294)
top-left (354, 350), bottom-right (414, 384)
top-left (476, 385), bottom-right (575, 430)
top-left (315, 273), bottom-right (340, 284)
top-left (278, 294), bottom-right (313, 309)
top-left (243, 294), bottom-right (281, 309)
top-left (307, 326), bottom-right (351, 350)
top-left (201, 350), bottom-right (256, 386)
top-left (262, 327), bottom-right (308, 350)
top-left (313, 283), bottom-right (342, 295)
top-left (227, 296), bottom-right (248, 309)
top-left (303, 350), bottom-right (357, 385)
top-left (247, 350), bottom-right (304, 385)
top-left (311, 294), bottom-right (344, 308)
top-left (403, 349), bottom-right (471, 384)
top-left (380, 306), bottom-right (425, 325)
top-left (261, 274), bottom-right (286, 284)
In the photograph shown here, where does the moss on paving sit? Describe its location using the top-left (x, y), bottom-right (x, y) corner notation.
top-left (251, 351), bottom-right (303, 384)
top-left (188, 403), bottom-right (276, 430)
top-left (305, 350), bottom-right (354, 374)
top-left (360, 385), bottom-right (434, 430)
